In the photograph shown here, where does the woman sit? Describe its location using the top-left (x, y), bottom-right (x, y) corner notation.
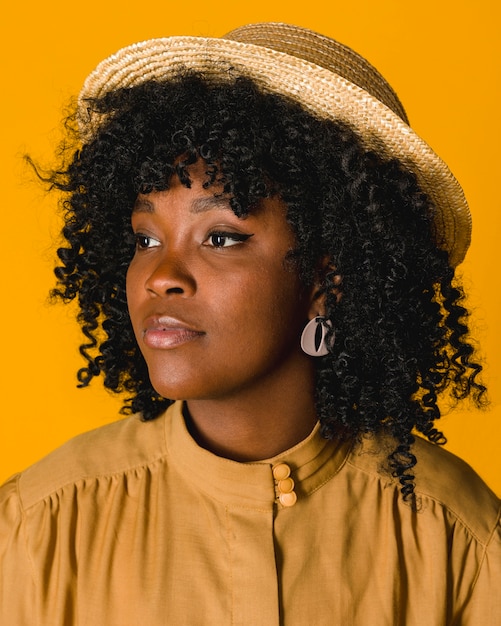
top-left (1, 22), bottom-right (499, 625)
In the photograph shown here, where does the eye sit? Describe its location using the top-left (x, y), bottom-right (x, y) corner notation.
top-left (204, 231), bottom-right (254, 248)
top-left (134, 233), bottom-right (161, 250)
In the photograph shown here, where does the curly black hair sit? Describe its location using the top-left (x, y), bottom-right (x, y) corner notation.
top-left (44, 73), bottom-right (486, 503)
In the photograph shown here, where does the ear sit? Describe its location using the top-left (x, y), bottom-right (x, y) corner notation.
top-left (306, 258), bottom-right (342, 320)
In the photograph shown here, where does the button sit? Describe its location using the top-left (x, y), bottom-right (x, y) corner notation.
top-left (278, 477), bottom-right (295, 493)
top-left (273, 463), bottom-right (297, 507)
top-left (272, 463), bottom-right (291, 480)
top-left (279, 492), bottom-right (297, 507)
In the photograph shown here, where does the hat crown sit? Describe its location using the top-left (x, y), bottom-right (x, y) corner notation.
top-left (224, 23), bottom-right (409, 125)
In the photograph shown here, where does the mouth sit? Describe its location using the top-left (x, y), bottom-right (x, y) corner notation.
top-left (142, 316), bottom-right (205, 350)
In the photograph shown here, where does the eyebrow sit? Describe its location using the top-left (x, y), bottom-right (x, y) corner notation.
top-left (132, 195), bottom-right (232, 214)
top-left (133, 197), bottom-right (155, 214)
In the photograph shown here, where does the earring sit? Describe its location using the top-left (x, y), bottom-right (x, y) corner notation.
top-left (300, 316), bottom-right (334, 357)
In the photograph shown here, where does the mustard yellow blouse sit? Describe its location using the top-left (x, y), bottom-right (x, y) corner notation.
top-left (1, 401), bottom-right (500, 625)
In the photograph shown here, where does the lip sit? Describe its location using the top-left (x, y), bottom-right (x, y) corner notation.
top-left (142, 315), bottom-right (205, 350)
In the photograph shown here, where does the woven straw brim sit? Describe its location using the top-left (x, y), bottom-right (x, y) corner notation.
top-left (79, 36), bottom-right (471, 267)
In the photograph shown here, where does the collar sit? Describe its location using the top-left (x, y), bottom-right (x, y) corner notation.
top-left (165, 401), bottom-right (352, 511)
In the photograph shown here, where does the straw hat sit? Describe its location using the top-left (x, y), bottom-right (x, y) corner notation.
top-left (79, 22), bottom-right (471, 266)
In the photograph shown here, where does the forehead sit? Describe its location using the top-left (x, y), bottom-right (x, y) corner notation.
top-left (132, 157), bottom-right (271, 220)
top-left (132, 194), bottom-right (232, 215)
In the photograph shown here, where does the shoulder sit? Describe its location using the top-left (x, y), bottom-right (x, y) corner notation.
top-left (4, 406), bottom-right (172, 511)
top-left (347, 433), bottom-right (501, 545)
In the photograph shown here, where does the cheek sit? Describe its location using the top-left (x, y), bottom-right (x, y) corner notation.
top-left (227, 266), bottom-right (308, 345)
top-left (125, 264), bottom-right (144, 333)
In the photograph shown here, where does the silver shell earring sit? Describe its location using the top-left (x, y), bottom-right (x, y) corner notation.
top-left (300, 316), bottom-right (334, 357)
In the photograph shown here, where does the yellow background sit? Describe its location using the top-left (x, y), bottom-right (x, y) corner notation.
top-left (1, 0), bottom-right (500, 493)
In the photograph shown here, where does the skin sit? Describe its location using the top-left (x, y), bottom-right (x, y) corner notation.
top-left (126, 161), bottom-right (324, 461)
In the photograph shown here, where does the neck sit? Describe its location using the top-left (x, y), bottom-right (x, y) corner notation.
top-left (184, 358), bottom-right (318, 462)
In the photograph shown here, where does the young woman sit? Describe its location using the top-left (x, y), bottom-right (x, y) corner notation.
top-left (1, 22), bottom-right (499, 625)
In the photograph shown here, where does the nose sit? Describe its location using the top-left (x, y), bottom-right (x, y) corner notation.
top-left (144, 251), bottom-right (197, 297)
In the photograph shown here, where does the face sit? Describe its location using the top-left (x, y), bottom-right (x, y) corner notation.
top-left (126, 162), bottom-right (318, 402)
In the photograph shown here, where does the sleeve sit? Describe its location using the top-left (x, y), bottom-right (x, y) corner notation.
top-left (0, 474), bottom-right (35, 625)
top-left (457, 515), bottom-right (501, 625)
